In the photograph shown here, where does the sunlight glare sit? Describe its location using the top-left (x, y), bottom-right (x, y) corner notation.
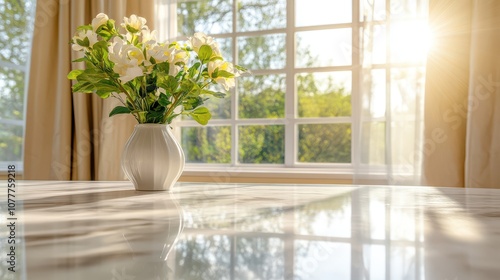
top-left (390, 21), bottom-right (433, 63)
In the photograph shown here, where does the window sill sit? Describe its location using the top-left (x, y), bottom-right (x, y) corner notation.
top-left (180, 166), bottom-right (354, 184)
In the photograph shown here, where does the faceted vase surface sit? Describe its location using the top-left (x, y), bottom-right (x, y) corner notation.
top-left (121, 124), bottom-right (185, 191)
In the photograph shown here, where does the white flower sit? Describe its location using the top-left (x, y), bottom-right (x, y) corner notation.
top-left (122, 14), bottom-right (148, 33)
top-left (188, 32), bottom-right (221, 58)
top-left (148, 44), bottom-right (188, 64)
top-left (171, 48), bottom-right (188, 65)
top-left (71, 30), bottom-right (98, 51)
top-left (141, 29), bottom-right (158, 45)
top-left (147, 44), bottom-right (170, 63)
top-left (108, 38), bottom-right (144, 83)
top-left (126, 45), bottom-right (145, 65)
top-left (208, 60), bottom-right (239, 90)
top-left (92, 13), bottom-right (109, 32)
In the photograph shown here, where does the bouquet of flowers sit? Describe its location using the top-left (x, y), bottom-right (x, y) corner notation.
top-left (68, 13), bottom-right (247, 124)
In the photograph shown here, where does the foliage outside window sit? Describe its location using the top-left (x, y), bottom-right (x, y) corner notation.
top-left (0, 0), bottom-right (36, 171)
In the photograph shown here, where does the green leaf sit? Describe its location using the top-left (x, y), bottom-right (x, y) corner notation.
top-left (125, 25), bottom-right (139, 33)
top-left (107, 19), bottom-right (115, 31)
top-left (166, 113), bottom-right (180, 124)
top-left (82, 37), bottom-right (90, 47)
top-left (165, 75), bottom-right (179, 92)
top-left (210, 56), bottom-right (224, 62)
top-left (201, 90), bottom-right (226, 98)
top-left (189, 106), bottom-right (212, 125)
top-left (188, 62), bottom-right (201, 78)
top-left (89, 79), bottom-right (119, 98)
top-left (137, 111), bottom-right (147, 123)
top-left (155, 62), bottom-right (169, 73)
top-left (179, 79), bottom-right (196, 96)
top-left (77, 68), bottom-right (109, 84)
top-left (198, 45), bottom-right (213, 62)
top-left (72, 81), bottom-right (95, 93)
top-left (217, 70), bottom-right (235, 78)
top-left (109, 106), bottom-right (131, 117)
top-left (158, 93), bottom-right (171, 106)
top-left (234, 64), bottom-right (248, 72)
top-left (72, 57), bottom-right (86, 63)
top-left (67, 69), bottom-right (84, 80)
top-left (97, 30), bottom-right (112, 40)
top-left (95, 80), bottom-right (120, 91)
top-left (183, 96), bottom-right (203, 110)
top-left (146, 110), bottom-right (164, 123)
top-left (76, 25), bottom-right (92, 32)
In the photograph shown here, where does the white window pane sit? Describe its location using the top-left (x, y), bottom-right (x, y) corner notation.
top-left (215, 37), bottom-right (233, 63)
top-left (0, 0), bottom-right (35, 65)
top-left (238, 125), bottom-right (284, 164)
top-left (237, 0), bottom-right (286, 32)
top-left (298, 124), bottom-right (352, 163)
top-left (238, 34), bottom-right (286, 70)
top-left (181, 126), bottom-right (231, 163)
top-left (239, 74), bottom-right (286, 119)
top-left (360, 0), bottom-right (387, 21)
top-left (296, 29), bottom-right (352, 68)
top-left (0, 67), bottom-right (25, 120)
top-left (361, 121), bottom-right (386, 165)
top-left (361, 69), bottom-right (386, 118)
top-left (297, 71), bottom-right (352, 118)
top-left (296, 0), bottom-right (352, 27)
top-left (361, 24), bottom-right (386, 65)
top-left (390, 67), bottom-right (425, 115)
top-left (204, 94), bottom-right (232, 120)
top-left (177, 0), bottom-right (232, 35)
top-left (0, 123), bottom-right (23, 162)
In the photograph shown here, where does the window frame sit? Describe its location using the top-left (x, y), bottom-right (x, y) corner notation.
top-left (159, 0), bottom-right (429, 182)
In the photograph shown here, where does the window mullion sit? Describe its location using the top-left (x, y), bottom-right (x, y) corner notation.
top-left (232, 0), bottom-right (239, 166)
top-left (351, 0), bottom-right (361, 172)
top-left (385, 0), bottom-right (393, 174)
top-left (284, 0), bottom-right (296, 168)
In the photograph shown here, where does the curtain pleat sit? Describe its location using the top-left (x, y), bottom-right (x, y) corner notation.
top-left (422, 0), bottom-right (473, 187)
top-left (465, 1), bottom-right (500, 188)
top-left (423, 0), bottom-right (500, 188)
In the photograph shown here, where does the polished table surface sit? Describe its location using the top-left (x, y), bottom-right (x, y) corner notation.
top-left (1, 181), bottom-right (500, 280)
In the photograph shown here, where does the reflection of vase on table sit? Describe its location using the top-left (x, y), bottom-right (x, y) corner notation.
top-left (119, 194), bottom-right (184, 279)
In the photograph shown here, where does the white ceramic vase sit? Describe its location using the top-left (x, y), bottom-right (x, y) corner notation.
top-left (121, 124), bottom-right (185, 191)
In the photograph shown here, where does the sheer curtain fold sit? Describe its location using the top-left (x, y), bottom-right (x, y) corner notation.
top-left (423, 0), bottom-right (500, 188)
top-left (354, 2), bottom-right (427, 186)
top-left (24, 0), bottom-right (155, 180)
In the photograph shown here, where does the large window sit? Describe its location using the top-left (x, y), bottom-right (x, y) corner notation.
top-left (157, 0), bottom-right (429, 175)
top-left (0, 0), bottom-right (36, 172)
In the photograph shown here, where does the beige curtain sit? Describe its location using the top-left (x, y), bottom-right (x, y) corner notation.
top-left (24, 0), bottom-right (155, 180)
top-left (423, 0), bottom-right (500, 188)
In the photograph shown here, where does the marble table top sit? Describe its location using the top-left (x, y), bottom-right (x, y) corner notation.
top-left (1, 181), bottom-right (500, 280)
